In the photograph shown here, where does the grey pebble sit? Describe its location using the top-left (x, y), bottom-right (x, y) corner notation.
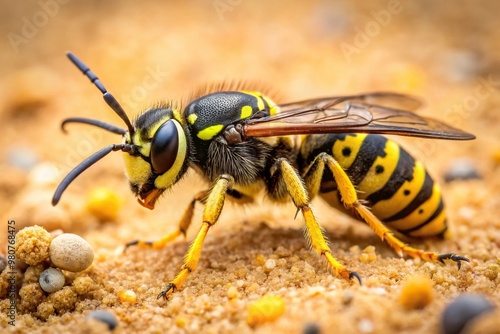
top-left (39, 268), bottom-right (65, 293)
top-left (441, 294), bottom-right (495, 334)
top-left (0, 255), bottom-right (7, 274)
top-left (444, 158), bottom-right (481, 183)
top-left (303, 323), bottom-right (321, 334)
top-left (87, 310), bottom-right (118, 330)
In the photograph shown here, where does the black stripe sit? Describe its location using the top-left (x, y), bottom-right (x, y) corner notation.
top-left (366, 147), bottom-right (415, 206)
top-left (384, 171), bottom-right (434, 222)
top-left (299, 133), bottom-right (352, 170)
top-left (347, 134), bottom-right (388, 185)
top-left (399, 198), bottom-right (445, 234)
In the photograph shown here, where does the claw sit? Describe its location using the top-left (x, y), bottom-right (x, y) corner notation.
top-left (123, 240), bottom-right (139, 253)
top-left (157, 283), bottom-right (176, 300)
top-left (349, 271), bottom-right (362, 285)
top-left (437, 253), bottom-right (470, 270)
top-left (123, 240), bottom-right (153, 253)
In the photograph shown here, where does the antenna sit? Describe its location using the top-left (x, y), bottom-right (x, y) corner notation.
top-left (66, 52), bottom-right (135, 136)
top-left (52, 143), bottom-right (136, 205)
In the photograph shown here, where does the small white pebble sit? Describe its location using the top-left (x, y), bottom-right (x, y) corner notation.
top-left (423, 262), bottom-right (437, 271)
top-left (458, 207), bottom-right (475, 221)
top-left (369, 287), bottom-right (387, 295)
top-left (358, 319), bottom-right (374, 333)
top-left (7, 147), bottom-right (38, 170)
top-left (306, 286), bottom-right (326, 297)
top-left (50, 233), bottom-right (94, 272)
top-left (39, 268), bottom-right (65, 293)
top-left (264, 259), bottom-right (276, 270)
top-left (28, 163), bottom-right (60, 186)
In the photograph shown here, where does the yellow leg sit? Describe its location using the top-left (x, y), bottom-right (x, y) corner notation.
top-left (125, 190), bottom-right (209, 251)
top-left (158, 175), bottom-right (234, 299)
top-left (310, 153), bottom-right (469, 268)
top-left (278, 159), bottom-right (361, 283)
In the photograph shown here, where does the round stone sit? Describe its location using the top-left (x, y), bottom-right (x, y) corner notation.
top-left (49, 233), bottom-right (94, 272)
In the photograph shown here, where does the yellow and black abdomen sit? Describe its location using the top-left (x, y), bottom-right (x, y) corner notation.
top-left (299, 133), bottom-right (448, 239)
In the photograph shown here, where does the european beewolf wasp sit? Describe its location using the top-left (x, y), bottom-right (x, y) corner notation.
top-left (53, 52), bottom-right (474, 299)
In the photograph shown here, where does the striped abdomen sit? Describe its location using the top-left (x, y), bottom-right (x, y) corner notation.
top-left (299, 133), bottom-right (448, 238)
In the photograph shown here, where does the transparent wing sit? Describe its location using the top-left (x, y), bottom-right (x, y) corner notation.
top-left (243, 92), bottom-right (475, 140)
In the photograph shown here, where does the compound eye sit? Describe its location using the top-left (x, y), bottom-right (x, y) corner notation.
top-left (150, 120), bottom-right (179, 174)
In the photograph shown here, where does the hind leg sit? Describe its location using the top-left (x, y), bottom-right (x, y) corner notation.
top-left (271, 158), bottom-right (361, 283)
top-left (302, 152), bottom-right (469, 268)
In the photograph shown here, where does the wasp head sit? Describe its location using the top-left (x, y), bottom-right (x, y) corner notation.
top-left (124, 107), bottom-right (189, 210)
top-left (52, 52), bottom-right (190, 210)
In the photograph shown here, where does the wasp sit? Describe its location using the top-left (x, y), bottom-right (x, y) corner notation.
top-left (53, 52), bottom-right (474, 299)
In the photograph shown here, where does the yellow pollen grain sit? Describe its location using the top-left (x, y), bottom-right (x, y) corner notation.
top-left (118, 289), bottom-right (137, 304)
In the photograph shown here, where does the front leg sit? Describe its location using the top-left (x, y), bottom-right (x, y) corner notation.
top-left (125, 189), bottom-right (210, 251)
top-left (158, 174), bottom-right (234, 299)
top-left (273, 158), bottom-right (361, 283)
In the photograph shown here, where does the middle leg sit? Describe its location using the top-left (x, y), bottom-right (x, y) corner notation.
top-left (273, 158), bottom-right (361, 283)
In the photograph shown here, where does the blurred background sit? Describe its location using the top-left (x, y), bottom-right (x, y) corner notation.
top-left (0, 0), bottom-right (499, 241)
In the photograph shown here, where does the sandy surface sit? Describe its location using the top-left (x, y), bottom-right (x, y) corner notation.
top-left (1, 1), bottom-right (499, 333)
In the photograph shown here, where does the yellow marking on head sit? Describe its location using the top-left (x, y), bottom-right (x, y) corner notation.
top-left (187, 113), bottom-right (198, 125)
top-left (134, 114), bottom-right (175, 157)
top-left (125, 112), bottom-right (183, 188)
top-left (197, 124), bottom-right (224, 140)
top-left (371, 161), bottom-right (427, 220)
top-left (241, 105), bottom-right (253, 119)
top-left (385, 184), bottom-right (443, 231)
top-left (130, 132), bottom-right (151, 157)
top-left (155, 120), bottom-right (188, 189)
top-left (357, 139), bottom-right (400, 199)
top-left (333, 134), bottom-right (367, 169)
top-left (172, 109), bottom-right (182, 122)
top-left (123, 153), bottom-right (151, 185)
